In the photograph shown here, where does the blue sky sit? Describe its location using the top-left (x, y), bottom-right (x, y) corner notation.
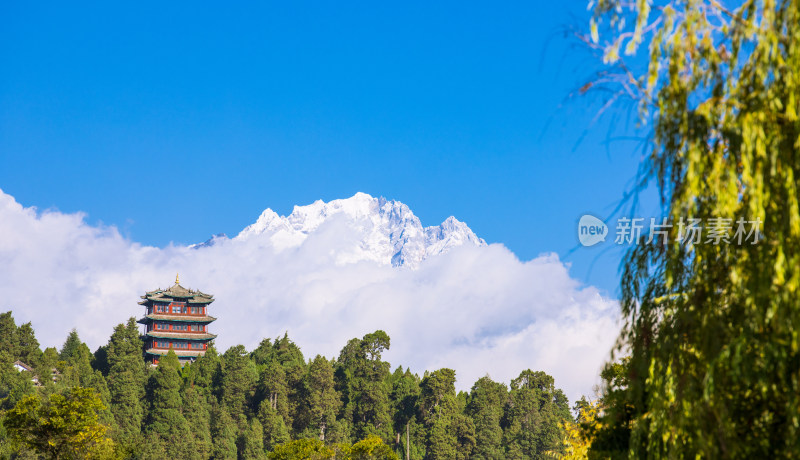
top-left (0, 1), bottom-right (658, 296)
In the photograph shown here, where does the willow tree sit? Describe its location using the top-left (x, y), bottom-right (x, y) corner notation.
top-left (587, 0), bottom-right (800, 457)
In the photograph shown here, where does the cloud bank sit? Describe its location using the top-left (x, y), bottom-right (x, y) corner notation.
top-left (0, 190), bottom-right (619, 401)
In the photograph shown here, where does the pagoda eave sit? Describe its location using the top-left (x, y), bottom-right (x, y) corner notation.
top-left (137, 314), bottom-right (217, 324)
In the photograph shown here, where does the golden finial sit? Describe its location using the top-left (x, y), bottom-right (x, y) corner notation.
top-left (175, 273), bottom-right (180, 285)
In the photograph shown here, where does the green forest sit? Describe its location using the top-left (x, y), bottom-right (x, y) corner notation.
top-left (4, 0), bottom-right (800, 458)
top-left (0, 312), bottom-right (574, 459)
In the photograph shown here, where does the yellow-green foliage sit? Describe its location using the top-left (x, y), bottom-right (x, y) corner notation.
top-left (2, 386), bottom-right (117, 459)
top-left (589, 0), bottom-right (800, 457)
top-left (548, 400), bottom-right (601, 460)
top-left (267, 435), bottom-right (398, 460)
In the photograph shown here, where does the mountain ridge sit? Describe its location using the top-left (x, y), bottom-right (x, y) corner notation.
top-left (193, 193), bottom-right (486, 267)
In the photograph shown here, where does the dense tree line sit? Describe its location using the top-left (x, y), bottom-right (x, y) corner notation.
top-left (0, 312), bottom-right (572, 459)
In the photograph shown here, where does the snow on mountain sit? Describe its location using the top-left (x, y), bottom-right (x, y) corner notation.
top-left (216, 192), bottom-right (486, 267)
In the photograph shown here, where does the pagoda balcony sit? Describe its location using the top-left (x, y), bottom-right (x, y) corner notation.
top-left (145, 331), bottom-right (217, 340)
top-left (145, 348), bottom-right (206, 358)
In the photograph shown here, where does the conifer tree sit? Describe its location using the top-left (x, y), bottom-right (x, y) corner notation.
top-left (257, 399), bottom-right (291, 452)
top-left (337, 331), bottom-right (393, 442)
top-left (59, 329), bottom-right (83, 362)
top-left (238, 418), bottom-right (267, 460)
top-left (250, 338), bottom-right (273, 368)
top-left (220, 345), bottom-right (258, 418)
top-left (57, 338), bottom-right (113, 427)
top-left (256, 361), bottom-right (291, 427)
top-left (0, 313), bottom-right (42, 367)
top-left (182, 385), bottom-right (213, 460)
top-left (0, 359), bottom-right (35, 411)
top-left (418, 368), bottom-right (475, 460)
top-left (15, 323), bottom-right (42, 368)
top-left (139, 431), bottom-right (168, 459)
top-left (501, 370), bottom-right (569, 459)
top-left (92, 344), bottom-right (110, 376)
top-left (390, 367), bottom-right (420, 459)
top-left (192, 343), bottom-right (221, 401)
top-left (269, 334), bottom-right (307, 429)
top-left (105, 318), bottom-right (146, 446)
top-left (210, 403), bottom-right (238, 460)
top-left (466, 376), bottom-right (507, 460)
top-left (0, 312), bottom-right (16, 356)
top-left (39, 347), bottom-right (59, 374)
top-left (145, 351), bottom-right (190, 459)
top-left (301, 355), bottom-right (341, 441)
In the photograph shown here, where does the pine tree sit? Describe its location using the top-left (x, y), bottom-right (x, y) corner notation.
top-left (92, 344), bottom-right (110, 376)
top-left (418, 368), bottom-right (475, 460)
top-left (15, 323), bottom-right (42, 367)
top-left (145, 351), bottom-right (191, 459)
top-left (238, 418), bottom-right (266, 460)
top-left (301, 355), bottom-right (341, 441)
top-left (257, 399), bottom-right (291, 452)
top-left (57, 337), bottom-right (113, 427)
top-left (0, 359), bottom-right (35, 411)
top-left (337, 331), bottom-right (393, 442)
top-left (250, 338), bottom-right (273, 368)
top-left (501, 370), bottom-right (569, 459)
top-left (255, 360), bottom-right (292, 428)
top-left (220, 345), bottom-right (258, 418)
top-left (105, 318), bottom-right (146, 447)
top-left (139, 431), bottom-right (168, 459)
top-left (183, 386), bottom-right (213, 460)
top-left (269, 334), bottom-right (307, 431)
top-left (192, 343), bottom-right (221, 401)
top-left (59, 329), bottom-right (83, 362)
top-left (0, 313), bottom-right (42, 367)
top-left (210, 403), bottom-right (238, 460)
top-left (390, 367), bottom-right (420, 459)
top-left (0, 312), bottom-right (16, 356)
top-left (466, 376), bottom-right (507, 460)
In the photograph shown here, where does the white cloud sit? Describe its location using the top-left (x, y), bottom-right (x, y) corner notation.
top-left (0, 190), bottom-right (619, 402)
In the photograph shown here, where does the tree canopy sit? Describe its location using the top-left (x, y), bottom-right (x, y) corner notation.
top-left (0, 315), bottom-right (573, 459)
top-left (584, 0), bottom-right (800, 457)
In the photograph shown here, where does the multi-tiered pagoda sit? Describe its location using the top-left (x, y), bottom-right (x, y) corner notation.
top-left (138, 275), bottom-right (217, 365)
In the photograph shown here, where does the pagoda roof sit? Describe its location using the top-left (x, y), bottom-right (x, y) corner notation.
top-left (145, 348), bottom-right (206, 358)
top-left (146, 331), bottom-right (217, 340)
top-left (138, 279), bottom-right (214, 305)
top-left (137, 314), bottom-right (217, 324)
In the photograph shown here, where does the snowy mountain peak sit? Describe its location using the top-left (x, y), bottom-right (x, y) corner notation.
top-left (224, 193), bottom-right (486, 267)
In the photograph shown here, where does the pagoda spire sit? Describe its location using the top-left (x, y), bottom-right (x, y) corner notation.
top-left (175, 273), bottom-right (180, 285)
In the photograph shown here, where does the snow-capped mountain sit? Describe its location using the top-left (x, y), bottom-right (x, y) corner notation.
top-left (200, 193), bottom-right (486, 267)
